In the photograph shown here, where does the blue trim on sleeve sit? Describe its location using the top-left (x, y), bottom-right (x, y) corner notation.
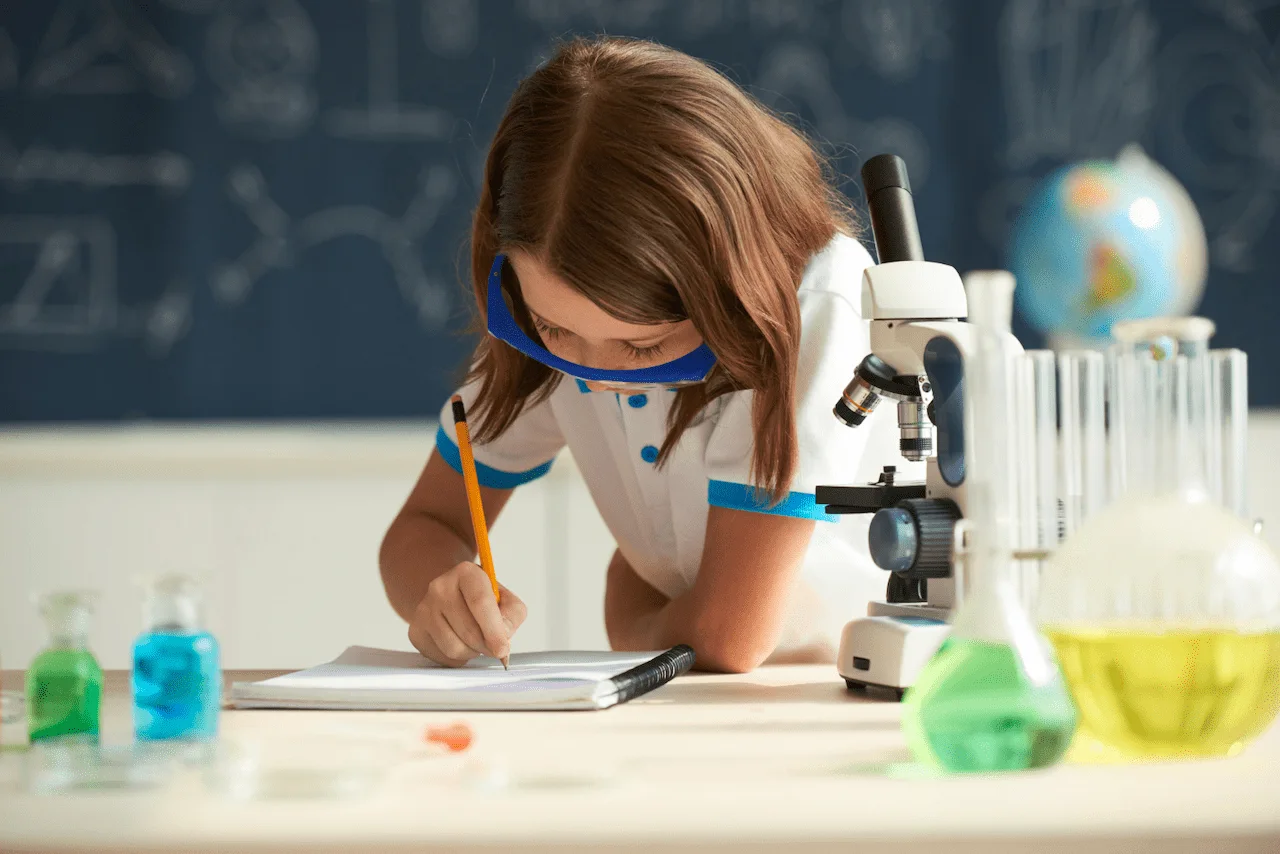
top-left (434, 425), bottom-right (554, 489)
top-left (707, 479), bottom-right (837, 522)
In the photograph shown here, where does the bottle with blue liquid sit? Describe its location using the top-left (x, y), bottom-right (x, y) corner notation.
top-left (132, 575), bottom-right (221, 741)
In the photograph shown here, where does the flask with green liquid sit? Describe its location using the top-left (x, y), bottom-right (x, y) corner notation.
top-left (25, 591), bottom-right (103, 743)
top-left (900, 271), bottom-right (1076, 774)
top-left (901, 537), bottom-right (1078, 772)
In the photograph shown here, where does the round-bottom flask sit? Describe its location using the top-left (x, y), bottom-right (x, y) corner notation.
top-left (1039, 490), bottom-right (1280, 760)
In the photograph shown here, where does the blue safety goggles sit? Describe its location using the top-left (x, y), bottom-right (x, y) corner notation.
top-left (486, 254), bottom-right (717, 390)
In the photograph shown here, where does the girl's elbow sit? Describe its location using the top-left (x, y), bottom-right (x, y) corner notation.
top-left (693, 634), bottom-right (773, 674)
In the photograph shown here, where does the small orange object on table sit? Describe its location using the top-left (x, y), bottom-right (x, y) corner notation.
top-left (425, 722), bottom-right (474, 752)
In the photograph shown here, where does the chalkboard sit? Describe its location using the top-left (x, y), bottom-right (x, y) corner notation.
top-left (1, 0), bottom-right (1277, 421)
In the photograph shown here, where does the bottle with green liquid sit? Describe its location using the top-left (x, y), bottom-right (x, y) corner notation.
top-left (900, 270), bottom-right (1076, 774)
top-left (25, 591), bottom-right (103, 743)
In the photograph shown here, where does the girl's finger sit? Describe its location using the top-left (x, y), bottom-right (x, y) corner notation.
top-left (441, 603), bottom-right (492, 661)
top-left (458, 569), bottom-right (512, 659)
top-left (497, 584), bottom-right (528, 631)
top-left (408, 619), bottom-right (468, 668)
top-left (426, 607), bottom-right (479, 663)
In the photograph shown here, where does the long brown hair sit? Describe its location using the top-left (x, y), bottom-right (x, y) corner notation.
top-left (466, 36), bottom-right (854, 502)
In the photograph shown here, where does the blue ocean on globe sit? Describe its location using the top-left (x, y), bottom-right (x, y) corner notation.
top-left (1008, 149), bottom-right (1202, 341)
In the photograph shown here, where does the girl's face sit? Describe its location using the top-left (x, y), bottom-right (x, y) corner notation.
top-left (508, 250), bottom-right (704, 393)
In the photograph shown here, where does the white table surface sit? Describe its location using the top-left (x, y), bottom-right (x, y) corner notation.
top-left (1, 665), bottom-right (1278, 853)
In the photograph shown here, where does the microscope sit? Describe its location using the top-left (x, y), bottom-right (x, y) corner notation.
top-left (816, 154), bottom-right (1024, 698)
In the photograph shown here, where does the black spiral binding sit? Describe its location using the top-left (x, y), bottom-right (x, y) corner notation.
top-left (608, 645), bottom-right (696, 704)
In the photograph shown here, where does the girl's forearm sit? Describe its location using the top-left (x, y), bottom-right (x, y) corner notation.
top-left (603, 548), bottom-right (668, 649)
top-left (379, 512), bottom-right (475, 622)
top-left (604, 549), bottom-right (775, 672)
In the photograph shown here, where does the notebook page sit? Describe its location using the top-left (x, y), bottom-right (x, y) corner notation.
top-left (250, 646), bottom-right (660, 693)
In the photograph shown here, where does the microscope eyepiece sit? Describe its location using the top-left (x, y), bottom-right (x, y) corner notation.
top-left (861, 154), bottom-right (925, 264)
top-left (861, 154), bottom-right (912, 197)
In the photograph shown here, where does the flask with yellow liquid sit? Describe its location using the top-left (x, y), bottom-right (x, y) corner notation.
top-left (1038, 318), bottom-right (1280, 760)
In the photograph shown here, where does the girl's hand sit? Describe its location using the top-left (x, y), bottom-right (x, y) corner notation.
top-left (408, 561), bottom-right (527, 666)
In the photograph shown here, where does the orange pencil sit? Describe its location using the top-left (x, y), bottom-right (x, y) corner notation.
top-left (451, 395), bottom-right (508, 669)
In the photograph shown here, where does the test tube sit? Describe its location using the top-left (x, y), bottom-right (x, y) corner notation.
top-left (1127, 349), bottom-right (1159, 496)
top-left (1105, 346), bottom-right (1127, 501)
top-left (1058, 351), bottom-right (1106, 540)
top-left (1112, 317), bottom-right (1216, 498)
top-left (1212, 349), bottom-right (1249, 518)
top-left (1014, 350), bottom-right (1057, 610)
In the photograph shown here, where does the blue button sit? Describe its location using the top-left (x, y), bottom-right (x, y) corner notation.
top-left (640, 445), bottom-right (659, 464)
top-left (627, 394), bottom-right (648, 408)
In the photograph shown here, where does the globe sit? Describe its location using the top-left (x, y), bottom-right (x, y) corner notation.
top-left (1009, 145), bottom-right (1207, 342)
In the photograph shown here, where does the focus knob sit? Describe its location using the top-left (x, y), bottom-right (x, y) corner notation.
top-left (868, 498), bottom-right (961, 579)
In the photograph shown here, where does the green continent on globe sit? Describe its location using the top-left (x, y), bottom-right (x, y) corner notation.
top-left (1082, 242), bottom-right (1137, 313)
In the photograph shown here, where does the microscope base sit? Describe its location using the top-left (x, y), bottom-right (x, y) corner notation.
top-left (836, 614), bottom-right (950, 698)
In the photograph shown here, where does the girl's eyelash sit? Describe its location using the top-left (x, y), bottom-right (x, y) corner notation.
top-left (534, 315), bottom-right (664, 360)
top-left (532, 318), bottom-right (565, 339)
top-left (626, 341), bottom-right (665, 360)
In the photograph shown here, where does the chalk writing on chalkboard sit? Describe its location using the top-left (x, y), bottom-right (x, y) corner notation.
top-left (842, 0), bottom-right (949, 81)
top-left (326, 0), bottom-right (453, 140)
top-left (1158, 5), bottom-right (1280, 274)
top-left (998, 0), bottom-right (1155, 169)
top-left (422, 0), bottom-right (478, 58)
top-left (0, 217), bottom-right (116, 342)
top-left (213, 162), bottom-right (458, 328)
top-left (754, 43), bottom-right (932, 188)
top-left (0, 135), bottom-right (192, 193)
top-left (978, 0), bottom-right (1156, 250)
top-left (26, 0), bottom-right (193, 98)
top-left (207, 0), bottom-right (318, 139)
top-left (0, 216), bottom-right (191, 356)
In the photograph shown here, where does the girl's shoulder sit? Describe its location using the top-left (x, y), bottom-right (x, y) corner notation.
top-left (797, 231), bottom-right (875, 310)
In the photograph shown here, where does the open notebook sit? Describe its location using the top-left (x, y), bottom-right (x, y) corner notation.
top-left (229, 645), bottom-right (696, 711)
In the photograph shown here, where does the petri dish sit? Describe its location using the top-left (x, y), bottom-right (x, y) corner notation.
top-left (204, 733), bottom-right (397, 800)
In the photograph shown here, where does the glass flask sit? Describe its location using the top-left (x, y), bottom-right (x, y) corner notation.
top-left (25, 591), bottom-right (103, 743)
top-left (132, 574), bottom-right (222, 741)
top-left (902, 271), bottom-right (1077, 773)
top-left (1038, 317), bottom-right (1280, 760)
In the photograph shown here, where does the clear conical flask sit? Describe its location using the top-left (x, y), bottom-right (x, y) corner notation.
top-left (1038, 317), bottom-right (1280, 760)
top-left (902, 271), bottom-right (1077, 773)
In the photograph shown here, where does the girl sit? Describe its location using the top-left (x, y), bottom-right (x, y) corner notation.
top-left (379, 36), bottom-right (901, 673)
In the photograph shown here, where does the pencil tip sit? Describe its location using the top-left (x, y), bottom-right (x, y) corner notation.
top-left (500, 655), bottom-right (510, 670)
